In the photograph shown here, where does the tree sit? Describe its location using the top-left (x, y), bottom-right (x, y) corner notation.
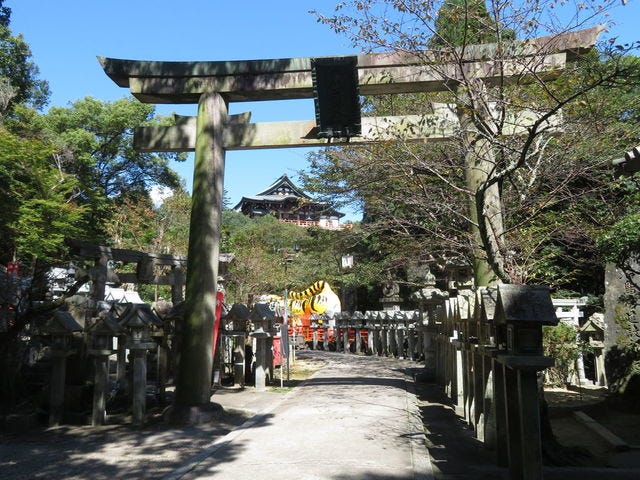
top-left (43, 96), bottom-right (185, 243)
top-left (310, 0), bottom-right (640, 288)
top-left (0, 0), bottom-right (49, 111)
top-left (153, 187), bottom-right (192, 256)
top-left (0, 121), bottom-right (84, 264)
top-left (428, 0), bottom-right (514, 48)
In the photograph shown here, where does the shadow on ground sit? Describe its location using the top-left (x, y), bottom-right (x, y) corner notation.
top-left (0, 410), bottom-right (272, 480)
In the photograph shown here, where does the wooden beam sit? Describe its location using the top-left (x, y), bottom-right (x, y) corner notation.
top-left (99, 27), bottom-right (602, 103)
top-left (135, 106), bottom-right (561, 152)
top-left (124, 53), bottom-right (567, 103)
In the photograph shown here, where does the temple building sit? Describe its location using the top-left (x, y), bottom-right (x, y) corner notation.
top-left (233, 174), bottom-right (344, 230)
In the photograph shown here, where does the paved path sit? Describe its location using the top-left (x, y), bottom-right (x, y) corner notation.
top-left (169, 351), bottom-right (433, 480)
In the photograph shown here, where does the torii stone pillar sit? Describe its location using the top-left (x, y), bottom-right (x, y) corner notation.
top-left (173, 92), bottom-right (227, 415)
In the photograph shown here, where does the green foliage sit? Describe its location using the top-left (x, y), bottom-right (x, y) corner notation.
top-left (598, 212), bottom-right (640, 266)
top-left (429, 0), bottom-right (515, 48)
top-left (543, 323), bottom-right (582, 386)
top-left (154, 187), bottom-right (192, 256)
top-left (0, 125), bottom-right (84, 262)
top-left (221, 215), bottom-right (351, 304)
top-left (43, 96), bottom-right (184, 242)
top-left (0, 4), bottom-right (49, 111)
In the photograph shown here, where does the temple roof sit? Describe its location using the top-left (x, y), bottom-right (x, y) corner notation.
top-left (233, 174), bottom-right (343, 218)
top-left (256, 174), bottom-right (310, 198)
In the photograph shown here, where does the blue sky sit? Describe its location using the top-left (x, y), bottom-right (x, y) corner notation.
top-left (8, 0), bottom-right (640, 221)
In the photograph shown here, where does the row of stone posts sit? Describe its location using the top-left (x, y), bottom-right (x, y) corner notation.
top-left (425, 280), bottom-right (559, 480)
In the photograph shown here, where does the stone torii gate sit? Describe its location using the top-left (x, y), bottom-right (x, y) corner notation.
top-left (99, 26), bottom-right (601, 415)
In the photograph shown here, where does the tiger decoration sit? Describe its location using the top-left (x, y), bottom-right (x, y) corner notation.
top-left (256, 281), bottom-right (341, 322)
top-left (287, 280), bottom-right (341, 321)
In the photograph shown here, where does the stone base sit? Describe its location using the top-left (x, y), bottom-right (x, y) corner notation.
top-left (163, 402), bottom-right (224, 425)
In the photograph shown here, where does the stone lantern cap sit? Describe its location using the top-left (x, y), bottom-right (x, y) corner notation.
top-left (225, 303), bottom-right (251, 332)
top-left (250, 303), bottom-right (275, 322)
top-left (87, 316), bottom-right (121, 355)
top-left (250, 303), bottom-right (274, 337)
top-left (108, 302), bottom-right (130, 321)
top-left (88, 316), bottom-right (122, 336)
top-left (43, 310), bottom-right (83, 335)
top-left (494, 285), bottom-right (558, 325)
top-left (118, 304), bottom-right (163, 329)
top-left (579, 313), bottom-right (604, 347)
top-left (226, 303), bottom-right (251, 321)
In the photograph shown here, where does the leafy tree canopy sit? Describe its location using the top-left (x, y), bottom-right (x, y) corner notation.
top-left (43, 96), bottom-right (186, 242)
top-left (0, 0), bottom-right (49, 111)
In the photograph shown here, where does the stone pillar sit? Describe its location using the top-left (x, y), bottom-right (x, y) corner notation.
top-left (595, 350), bottom-right (607, 386)
top-left (463, 348), bottom-right (473, 424)
top-left (517, 369), bottom-right (543, 480)
top-left (473, 349), bottom-right (485, 437)
top-left (91, 353), bottom-right (109, 426)
top-left (454, 347), bottom-right (465, 416)
top-left (254, 336), bottom-right (270, 391)
top-left (131, 347), bottom-right (147, 426)
top-left (157, 336), bottom-right (168, 404)
top-left (233, 335), bottom-right (246, 387)
top-left (171, 265), bottom-right (185, 304)
top-left (365, 328), bottom-right (373, 355)
top-left (494, 362), bottom-right (509, 467)
top-left (482, 354), bottom-right (497, 449)
top-left (396, 328), bottom-right (405, 359)
top-left (49, 348), bottom-right (68, 427)
top-left (343, 328), bottom-right (350, 353)
top-left (116, 337), bottom-right (127, 386)
top-left (93, 253), bottom-right (109, 303)
top-left (89, 328), bottom-right (116, 427)
top-left (423, 329), bottom-right (435, 377)
top-left (175, 92), bottom-right (227, 409)
top-left (407, 328), bottom-right (416, 361)
top-left (503, 366), bottom-right (522, 478)
top-left (355, 329), bottom-right (362, 354)
top-left (380, 327), bottom-right (388, 356)
top-left (312, 329), bottom-right (318, 350)
top-left (323, 327), bottom-right (329, 351)
top-left (371, 328), bottom-right (379, 355)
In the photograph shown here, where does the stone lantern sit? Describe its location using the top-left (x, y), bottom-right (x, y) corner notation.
top-left (352, 311), bottom-right (365, 354)
top-left (119, 304), bottom-right (159, 426)
top-left (249, 303), bottom-right (274, 391)
top-left (494, 285), bottom-right (557, 357)
top-left (580, 313), bottom-right (606, 387)
top-left (411, 271), bottom-right (448, 378)
top-left (224, 303), bottom-right (251, 387)
top-left (87, 316), bottom-right (121, 425)
top-left (44, 310), bottom-right (83, 349)
top-left (393, 311), bottom-right (408, 358)
top-left (364, 311), bottom-right (378, 355)
top-left (493, 284), bottom-right (558, 480)
top-left (41, 310), bottom-right (83, 427)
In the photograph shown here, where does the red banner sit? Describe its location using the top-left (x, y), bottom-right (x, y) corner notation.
top-left (212, 291), bottom-right (224, 358)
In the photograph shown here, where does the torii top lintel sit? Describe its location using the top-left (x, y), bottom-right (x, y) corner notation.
top-left (99, 26), bottom-right (603, 104)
